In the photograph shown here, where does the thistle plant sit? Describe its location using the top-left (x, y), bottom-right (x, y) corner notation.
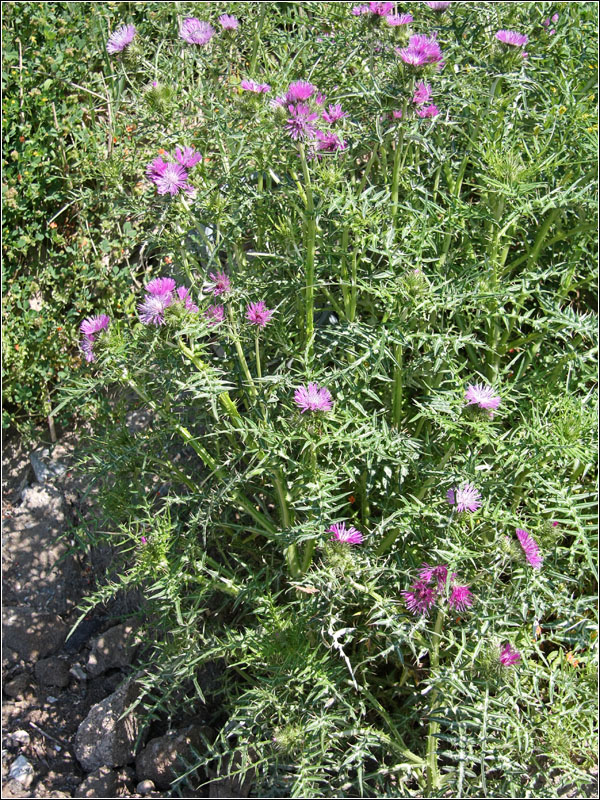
top-left (60, 3), bottom-right (597, 797)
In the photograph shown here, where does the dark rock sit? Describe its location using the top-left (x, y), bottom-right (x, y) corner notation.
top-left (86, 622), bottom-right (140, 677)
top-left (34, 656), bottom-right (70, 687)
top-left (2, 606), bottom-right (68, 660)
top-left (135, 725), bottom-right (208, 790)
top-left (63, 615), bottom-right (105, 653)
top-left (76, 766), bottom-right (119, 798)
top-left (3, 672), bottom-right (32, 699)
top-left (74, 679), bottom-right (145, 772)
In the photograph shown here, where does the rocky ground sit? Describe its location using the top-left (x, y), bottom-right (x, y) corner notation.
top-left (2, 430), bottom-right (248, 799)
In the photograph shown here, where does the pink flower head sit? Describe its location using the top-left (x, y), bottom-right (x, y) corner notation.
top-left (107, 24), bottom-right (137, 54)
top-left (368, 1), bottom-right (395, 15)
top-left (204, 304), bottom-right (225, 326)
top-left (496, 30), bottom-right (529, 48)
top-left (386, 13), bottom-right (413, 26)
top-left (499, 643), bottom-right (521, 666)
top-left (219, 14), bottom-right (239, 30)
top-left (398, 34), bottom-right (444, 67)
top-left (516, 528), bottom-right (543, 569)
top-left (402, 580), bottom-right (437, 616)
top-left (447, 483), bottom-right (482, 513)
top-left (80, 314), bottom-right (110, 338)
top-left (174, 146), bottom-right (202, 169)
top-left (245, 301), bottom-right (274, 327)
top-left (315, 130), bottom-right (348, 154)
top-left (138, 292), bottom-right (172, 325)
top-left (328, 522), bottom-right (364, 545)
top-left (392, 110), bottom-right (403, 119)
top-left (416, 104), bottom-right (439, 118)
top-left (150, 162), bottom-right (191, 195)
top-left (294, 383), bottom-right (333, 413)
top-left (413, 81), bottom-right (433, 105)
top-left (146, 157), bottom-right (169, 182)
top-left (464, 383), bottom-right (501, 411)
top-left (418, 563), bottom-right (449, 588)
top-left (176, 286), bottom-right (199, 313)
top-left (179, 18), bottom-right (215, 45)
top-left (241, 79), bottom-right (271, 93)
top-left (449, 584), bottom-right (473, 612)
top-left (285, 80), bottom-right (317, 103)
top-left (552, 521), bottom-right (559, 527)
top-left (140, 536), bottom-right (148, 544)
top-left (426, 1), bottom-right (451, 10)
top-left (208, 271), bottom-right (231, 296)
top-left (322, 103), bottom-right (348, 124)
top-left (80, 336), bottom-right (95, 362)
top-left (552, 13), bottom-right (559, 22)
top-left (146, 277), bottom-right (176, 296)
top-left (285, 103), bottom-right (320, 141)
top-left (351, 5), bottom-right (370, 15)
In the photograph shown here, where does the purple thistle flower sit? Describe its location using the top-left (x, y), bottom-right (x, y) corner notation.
top-left (552, 521), bottom-right (559, 527)
top-left (140, 535), bottom-right (148, 544)
top-left (418, 563), bottom-right (449, 588)
top-left (106, 24), bottom-right (137, 55)
top-left (294, 383), bottom-right (333, 413)
top-left (241, 79), bottom-right (271, 93)
top-left (413, 81), bottom-right (433, 105)
top-left (315, 130), bottom-right (348, 154)
top-left (552, 13), bottom-right (559, 22)
top-left (499, 643), bottom-right (521, 666)
top-left (328, 522), bottom-right (364, 545)
top-left (80, 314), bottom-right (110, 338)
top-left (368, 1), bottom-right (395, 15)
top-left (398, 34), bottom-right (444, 67)
top-left (219, 14), bottom-right (239, 30)
top-left (146, 277), bottom-right (176, 296)
top-left (285, 103), bottom-right (320, 141)
top-left (402, 580), bottom-right (437, 616)
top-left (174, 146), bottom-right (202, 169)
top-left (496, 30), bottom-right (529, 48)
top-left (204, 304), bottom-right (225, 326)
top-left (426, 1), bottom-right (451, 10)
top-left (286, 80), bottom-right (317, 103)
top-left (447, 483), bottom-right (482, 513)
top-left (464, 383), bottom-right (501, 411)
top-left (314, 92), bottom-right (327, 106)
top-left (176, 286), bottom-right (199, 313)
top-left (146, 157), bottom-right (169, 182)
top-left (392, 110), bottom-right (403, 119)
top-left (516, 528), bottom-right (543, 569)
top-left (152, 163), bottom-right (191, 195)
top-left (208, 271), bottom-right (231, 296)
top-left (351, 5), bottom-right (370, 15)
top-left (138, 293), bottom-right (172, 325)
top-left (245, 301), bottom-right (274, 327)
top-left (322, 103), bottom-right (348, 124)
top-left (385, 13), bottom-right (413, 26)
top-left (449, 584), bottom-right (473, 611)
top-left (416, 104), bottom-right (439, 118)
top-left (179, 18), bottom-right (215, 46)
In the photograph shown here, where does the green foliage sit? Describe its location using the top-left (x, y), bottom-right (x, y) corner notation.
top-left (13, 1), bottom-right (599, 797)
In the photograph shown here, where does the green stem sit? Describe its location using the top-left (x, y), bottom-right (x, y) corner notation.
top-left (299, 144), bottom-right (316, 361)
top-left (227, 305), bottom-right (258, 398)
top-left (254, 332), bottom-right (262, 379)
top-left (391, 342), bottom-right (403, 428)
top-left (339, 227), bottom-right (351, 317)
top-left (426, 607), bottom-right (445, 795)
top-left (249, 5), bottom-right (267, 76)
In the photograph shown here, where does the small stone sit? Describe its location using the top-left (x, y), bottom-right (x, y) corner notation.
top-left (2, 607), bottom-right (68, 661)
top-left (34, 656), bottom-right (70, 687)
top-left (9, 754), bottom-right (34, 788)
top-left (7, 730), bottom-right (31, 748)
top-left (76, 766), bottom-right (119, 798)
top-left (3, 673), bottom-right (32, 699)
top-left (136, 779), bottom-right (156, 795)
top-left (46, 695), bottom-right (59, 703)
top-left (135, 725), bottom-right (208, 790)
top-left (30, 448), bottom-right (67, 484)
top-left (69, 664), bottom-right (87, 681)
top-left (86, 622), bottom-right (140, 677)
top-left (74, 679), bottom-right (145, 771)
